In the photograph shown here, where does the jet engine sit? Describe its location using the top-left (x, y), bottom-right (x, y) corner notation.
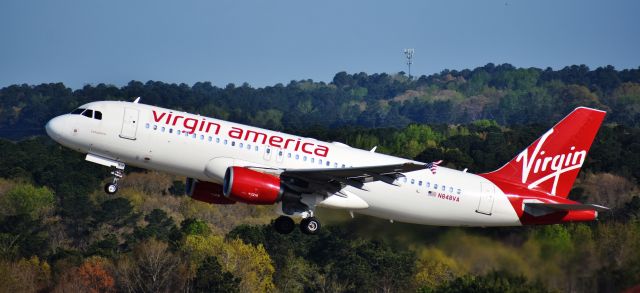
top-left (223, 166), bottom-right (283, 204)
top-left (186, 178), bottom-right (236, 205)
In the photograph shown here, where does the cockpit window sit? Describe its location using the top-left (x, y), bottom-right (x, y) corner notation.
top-left (82, 109), bottom-right (93, 118)
top-left (94, 111), bottom-right (102, 120)
top-left (71, 108), bottom-right (85, 114)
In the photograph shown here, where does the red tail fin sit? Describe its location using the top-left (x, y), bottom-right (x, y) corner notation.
top-left (481, 107), bottom-right (606, 198)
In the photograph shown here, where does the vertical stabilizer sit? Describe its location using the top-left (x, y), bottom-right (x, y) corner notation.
top-left (481, 107), bottom-right (606, 198)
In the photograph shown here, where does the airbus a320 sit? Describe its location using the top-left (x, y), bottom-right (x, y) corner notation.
top-left (45, 99), bottom-right (608, 235)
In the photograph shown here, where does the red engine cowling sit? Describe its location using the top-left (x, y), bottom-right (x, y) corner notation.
top-left (223, 167), bottom-right (283, 205)
top-left (186, 178), bottom-right (236, 205)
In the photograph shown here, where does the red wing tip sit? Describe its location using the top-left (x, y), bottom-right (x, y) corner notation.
top-left (574, 106), bottom-right (607, 114)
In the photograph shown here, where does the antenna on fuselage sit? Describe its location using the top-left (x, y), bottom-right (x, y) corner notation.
top-left (133, 97), bottom-right (141, 103)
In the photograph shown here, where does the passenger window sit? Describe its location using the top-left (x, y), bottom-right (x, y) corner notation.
top-left (169, 128), bottom-right (173, 133)
top-left (224, 139), bottom-right (228, 145)
top-left (94, 111), bottom-right (102, 120)
top-left (411, 179), bottom-right (415, 184)
top-left (418, 181), bottom-right (422, 186)
top-left (426, 182), bottom-right (430, 188)
top-left (288, 153), bottom-right (292, 158)
top-left (161, 127), bottom-right (165, 132)
top-left (82, 109), bottom-right (93, 118)
top-left (239, 143), bottom-right (243, 148)
top-left (208, 136), bottom-right (212, 142)
top-left (279, 151), bottom-right (283, 156)
top-left (247, 144), bottom-right (251, 150)
top-left (442, 185), bottom-right (446, 191)
top-left (401, 177), bottom-right (407, 183)
top-left (145, 123), bottom-right (150, 129)
top-left (295, 154), bottom-right (299, 160)
top-left (255, 146), bottom-right (259, 151)
top-left (192, 133), bottom-right (196, 138)
top-left (200, 135), bottom-right (204, 140)
top-left (318, 159), bottom-right (322, 165)
top-left (153, 125), bottom-right (158, 130)
top-left (434, 184), bottom-right (438, 189)
top-left (303, 156), bottom-right (307, 161)
top-left (177, 130), bottom-right (181, 135)
top-left (341, 164), bottom-right (346, 168)
top-left (457, 189), bottom-right (462, 195)
top-left (310, 158), bottom-right (314, 163)
top-left (326, 161), bottom-right (330, 166)
top-left (266, 148), bottom-right (271, 154)
top-left (231, 141), bottom-right (235, 146)
top-left (216, 138), bottom-right (220, 143)
top-left (449, 187), bottom-right (453, 193)
top-left (334, 163), bottom-right (338, 168)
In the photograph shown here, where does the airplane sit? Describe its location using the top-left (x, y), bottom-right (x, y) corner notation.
top-left (45, 98), bottom-right (609, 235)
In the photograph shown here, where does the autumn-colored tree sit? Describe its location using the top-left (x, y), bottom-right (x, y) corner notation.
top-left (183, 234), bottom-right (275, 293)
top-left (77, 257), bottom-right (116, 293)
top-left (54, 256), bottom-right (115, 293)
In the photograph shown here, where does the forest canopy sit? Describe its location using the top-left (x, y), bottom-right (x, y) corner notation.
top-left (1, 63), bottom-right (639, 139)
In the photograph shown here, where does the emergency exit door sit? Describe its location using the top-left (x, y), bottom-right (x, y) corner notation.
top-left (119, 108), bottom-right (139, 140)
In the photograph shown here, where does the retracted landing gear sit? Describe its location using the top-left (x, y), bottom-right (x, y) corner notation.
top-left (104, 166), bottom-right (125, 195)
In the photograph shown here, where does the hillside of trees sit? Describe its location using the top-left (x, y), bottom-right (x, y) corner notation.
top-left (1, 63), bottom-right (640, 139)
top-left (0, 64), bottom-right (639, 292)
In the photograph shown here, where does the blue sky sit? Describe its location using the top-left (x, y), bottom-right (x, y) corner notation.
top-left (1, 0), bottom-right (638, 89)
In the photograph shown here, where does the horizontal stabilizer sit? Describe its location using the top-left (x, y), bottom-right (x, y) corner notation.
top-left (525, 203), bottom-right (609, 212)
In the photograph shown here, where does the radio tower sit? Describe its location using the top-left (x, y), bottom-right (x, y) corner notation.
top-left (403, 48), bottom-right (415, 79)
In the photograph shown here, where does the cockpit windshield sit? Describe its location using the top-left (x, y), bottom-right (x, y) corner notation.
top-left (70, 108), bottom-right (102, 120)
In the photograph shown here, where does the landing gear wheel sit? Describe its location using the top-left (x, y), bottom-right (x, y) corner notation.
top-left (104, 164), bottom-right (125, 195)
top-left (274, 216), bottom-right (295, 234)
top-left (300, 217), bottom-right (321, 235)
top-left (104, 183), bottom-right (118, 195)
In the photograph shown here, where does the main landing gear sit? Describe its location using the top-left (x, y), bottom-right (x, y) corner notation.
top-left (273, 215), bottom-right (322, 235)
top-left (104, 166), bottom-right (125, 195)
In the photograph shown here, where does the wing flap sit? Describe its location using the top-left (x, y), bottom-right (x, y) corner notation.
top-left (525, 203), bottom-right (609, 212)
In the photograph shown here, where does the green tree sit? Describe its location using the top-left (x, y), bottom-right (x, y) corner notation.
top-left (193, 256), bottom-right (240, 293)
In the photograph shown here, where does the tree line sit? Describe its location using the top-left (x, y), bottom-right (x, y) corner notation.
top-left (1, 64), bottom-right (640, 139)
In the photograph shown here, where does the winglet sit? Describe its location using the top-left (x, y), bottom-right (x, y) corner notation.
top-left (133, 97), bottom-right (141, 103)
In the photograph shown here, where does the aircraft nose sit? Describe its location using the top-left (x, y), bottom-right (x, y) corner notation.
top-left (45, 116), bottom-right (66, 141)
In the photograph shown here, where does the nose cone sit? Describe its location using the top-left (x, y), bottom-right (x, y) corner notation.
top-left (45, 116), bottom-right (66, 142)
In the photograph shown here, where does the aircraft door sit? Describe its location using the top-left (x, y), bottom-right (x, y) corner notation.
top-left (119, 108), bottom-right (139, 140)
top-left (476, 182), bottom-right (495, 215)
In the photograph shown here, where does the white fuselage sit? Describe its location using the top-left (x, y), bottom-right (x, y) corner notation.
top-left (46, 101), bottom-right (521, 227)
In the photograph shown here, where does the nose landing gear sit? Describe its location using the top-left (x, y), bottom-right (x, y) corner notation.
top-left (104, 167), bottom-right (125, 195)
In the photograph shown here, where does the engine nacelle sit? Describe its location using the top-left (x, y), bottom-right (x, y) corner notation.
top-left (186, 178), bottom-right (236, 205)
top-left (223, 167), bottom-right (283, 205)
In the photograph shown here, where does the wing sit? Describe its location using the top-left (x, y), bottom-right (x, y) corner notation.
top-left (278, 162), bottom-right (426, 194)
